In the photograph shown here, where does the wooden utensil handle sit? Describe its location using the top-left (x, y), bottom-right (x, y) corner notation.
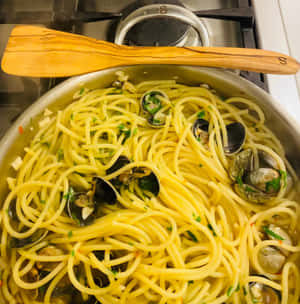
top-left (2, 25), bottom-right (300, 77)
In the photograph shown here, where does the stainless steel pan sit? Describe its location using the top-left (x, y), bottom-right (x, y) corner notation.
top-left (0, 65), bottom-right (300, 203)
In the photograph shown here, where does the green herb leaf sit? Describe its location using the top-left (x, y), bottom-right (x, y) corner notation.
top-left (187, 230), bottom-right (198, 242)
top-left (71, 249), bottom-right (75, 257)
top-left (92, 117), bottom-right (97, 124)
top-left (70, 113), bottom-right (74, 120)
top-left (207, 224), bottom-right (217, 236)
top-left (236, 283), bottom-right (240, 292)
top-left (118, 124), bottom-right (125, 130)
top-left (188, 280), bottom-right (194, 285)
top-left (68, 231), bottom-right (73, 238)
top-left (197, 110), bottom-right (206, 119)
top-left (167, 226), bottom-right (172, 231)
top-left (193, 213), bottom-right (201, 222)
top-left (252, 298), bottom-right (259, 304)
top-left (263, 226), bottom-right (284, 240)
top-left (199, 164), bottom-right (203, 168)
top-left (132, 128), bottom-right (138, 136)
top-left (57, 149), bottom-right (64, 161)
top-left (64, 187), bottom-right (75, 202)
top-left (79, 88), bottom-right (85, 95)
top-left (265, 176), bottom-right (281, 192)
top-left (118, 124), bottom-right (131, 143)
top-left (243, 286), bottom-right (247, 295)
top-left (40, 200), bottom-right (46, 205)
top-left (111, 269), bottom-right (118, 275)
top-left (236, 174), bottom-right (243, 187)
top-left (227, 286), bottom-right (234, 297)
top-left (153, 118), bottom-right (161, 124)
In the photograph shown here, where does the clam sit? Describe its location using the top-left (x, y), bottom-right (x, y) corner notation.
top-left (229, 149), bottom-right (285, 203)
top-left (148, 112), bottom-right (167, 128)
top-left (258, 224), bottom-right (292, 273)
top-left (36, 245), bottom-right (65, 272)
top-left (264, 224), bottom-right (292, 256)
top-left (192, 119), bottom-right (245, 154)
top-left (66, 192), bottom-right (95, 226)
top-left (249, 282), bottom-right (280, 304)
top-left (258, 246), bottom-right (285, 274)
top-left (106, 155), bottom-right (130, 175)
top-left (66, 178), bottom-right (117, 226)
top-left (192, 119), bottom-right (209, 144)
top-left (223, 122), bottom-right (246, 155)
top-left (106, 158), bottom-right (160, 197)
top-left (135, 167), bottom-right (160, 196)
top-left (10, 228), bottom-right (48, 249)
top-left (93, 177), bottom-right (117, 205)
top-left (141, 90), bottom-right (167, 115)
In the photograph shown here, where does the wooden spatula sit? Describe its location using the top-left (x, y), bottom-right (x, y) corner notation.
top-left (1, 25), bottom-right (300, 78)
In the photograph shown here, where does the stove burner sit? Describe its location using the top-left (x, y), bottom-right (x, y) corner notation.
top-left (115, 3), bottom-right (210, 47)
top-left (124, 17), bottom-right (189, 46)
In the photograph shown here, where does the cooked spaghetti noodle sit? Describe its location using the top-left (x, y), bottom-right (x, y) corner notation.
top-left (0, 73), bottom-right (299, 304)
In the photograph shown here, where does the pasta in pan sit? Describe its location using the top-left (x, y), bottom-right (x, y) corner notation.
top-left (0, 72), bottom-right (299, 304)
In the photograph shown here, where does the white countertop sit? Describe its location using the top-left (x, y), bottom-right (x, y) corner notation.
top-left (253, 0), bottom-right (300, 122)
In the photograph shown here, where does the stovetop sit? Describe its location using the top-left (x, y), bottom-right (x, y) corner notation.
top-left (0, 0), bottom-right (266, 138)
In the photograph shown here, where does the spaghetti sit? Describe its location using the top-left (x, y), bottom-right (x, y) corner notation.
top-left (0, 73), bottom-right (299, 304)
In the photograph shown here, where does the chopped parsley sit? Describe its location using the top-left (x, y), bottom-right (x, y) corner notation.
top-left (132, 128), bottom-right (138, 136)
top-left (57, 149), bottom-right (64, 161)
top-left (197, 110), bottom-right (206, 119)
top-left (111, 269), bottom-right (118, 276)
top-left (92, 117), bottom-right (98, 124)
top-left (40, 200), bottom-right (46, 205)
top-left (71, 249), bottom-right (75, 257)
top-left (236, 174), bottom-right (243, 187)
top-left (265, 176), bottom-right (281, 192)
top-left (90, 130), bottom-right (96, 136)
top-left (79, 88), bottom-right (85, 95)
top-left (188, 280), bottom-right (194, 285)
top-left (207, 224), bottom-right (217, 236)
top-left (263, 226), bottom-right (284, 240)
top-left (236, 283), bottom-right (240, 292)
top-left (68, 231), bottom-right (73, 238)
top-left (252, 298), bottom-right (259, 304)
top-left (70, 113), bottom-right (74, 120)
top-left (199, 164), bottom-right (203, 168)
top-left (153, 118), bottom-right (162, 124)
top-left (243, 286), bottom-right (247, 295)
top-left (166, 226), bottom-right (172, 232)
top-left (187, 230), bottom-right (198, 242)
top-left (193, 213), bottom-right (201, 223)
top-left (118, 124), bottom-right (131, 143)
top-left (227, 286), bottom-right (234, 297)
top-left (64, 187), bottom-right (75, 203)
top-left (128, 242), bottom-right (134, 246)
